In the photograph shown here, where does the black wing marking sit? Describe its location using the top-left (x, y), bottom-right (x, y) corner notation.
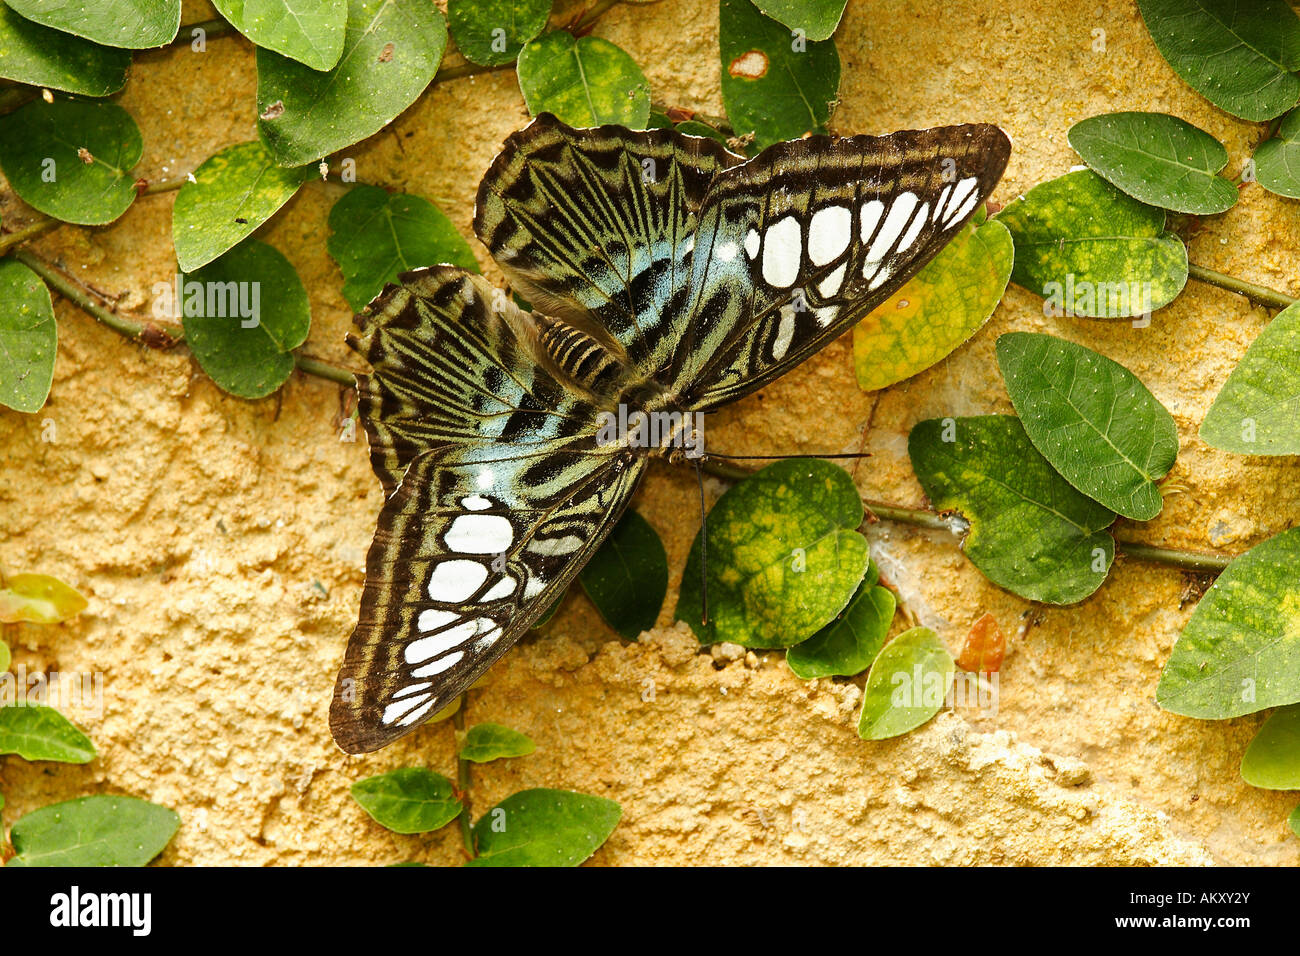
top-left (473, 112), bottom-right (744, 383)
top-left (331, 441), bottom-right (644, 754)
top-left (672, 124), bottom-right (1011, 408)
top-left (349, 265), bottom-right (604, 495)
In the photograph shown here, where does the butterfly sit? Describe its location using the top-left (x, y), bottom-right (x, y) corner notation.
top-left (330, 112), bottom-right (1010, 753)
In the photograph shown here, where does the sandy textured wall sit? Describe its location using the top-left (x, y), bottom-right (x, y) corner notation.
top-left (2, 0), bottom-right (1298, 865)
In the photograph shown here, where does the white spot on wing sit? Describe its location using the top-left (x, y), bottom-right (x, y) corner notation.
top-left (761, 215), bottom-right (802, 288)
top-left (527, 535), bottom-right (584, 556)
top-left (868, 267), bottom-right (893, 291)
top-left (814, 305), bottom-right (838, 328)
top-left (817, 263), bottom-right (847, 299)
top-left (407, 618), bottom-right (493, 663)
top-left (412, 651), bottom-right (464, 678)
top-left (868, 192), bottom-right (918, 264)
top-left (482, 576), bottom-right (516, 600)
top-left (391, 682), bottom-right (433, 700)
top-left (945, 177), bottom-right (980, 222)
top-left (744, 228), bottom-right (760, 260)
top-left (445, 514), bottom-right (513, 553)
top-left (383, 694), bottom-right (433, 726)
top-left (417, 609), bottom-right (457, 632)
top-left (772, 304), bottom-right (796, 360)
top-left (714, 241), bottom-right (738, 262)
top-left (807, 205), bottom-right (851, 266)
top-left (897, 202), bottom-right (929, 252)
top-left (394, 699), bottom-right (436, 726)
top-left (427, 559), bottom-right (489, 602)
top-left (860, 200), bottom-right (885, 243)
top-left (462, 495), bottom-right (492, 511)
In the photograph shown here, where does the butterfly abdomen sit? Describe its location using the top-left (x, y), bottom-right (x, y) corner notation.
top-left (537, 316), bottom-right (624, 393)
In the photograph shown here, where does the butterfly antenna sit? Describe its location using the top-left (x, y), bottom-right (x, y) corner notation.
top-left (693, 458), bottom-right (709, 626)
top-left (707, 451), bottom-right (872, 462)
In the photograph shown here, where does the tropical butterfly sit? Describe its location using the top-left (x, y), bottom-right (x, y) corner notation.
top-left (330, 113), bottom-right (1010, 753)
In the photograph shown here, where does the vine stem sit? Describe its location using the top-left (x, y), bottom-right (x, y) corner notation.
top-left (699, 458), bottom-right (1237, 574)
top-left (1187, 263), bottom-right (1296, 311)
top-left (451, 697), bottom-right (475, 859)
top-left (11, 248), bottom-right (361, 386)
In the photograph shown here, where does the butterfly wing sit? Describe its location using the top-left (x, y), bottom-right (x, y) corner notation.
top-left (473, 112), bottom-right (743, 382)
top-left (334, 265), bottom-right (640, 753)
top-left (331, 441), bottom-right (642, 754)
top-left (350, 264), bottom-right (603, 495)
top-left (671, 125), bottom-right (1011, 408)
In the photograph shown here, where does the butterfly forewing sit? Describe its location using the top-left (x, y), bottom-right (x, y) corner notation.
top-left (473, 114), bottom-right (743, 382)
top-left (331, 441), bottom-right (643, 753)
top-left (673, 125), bottom-right (1011, 408)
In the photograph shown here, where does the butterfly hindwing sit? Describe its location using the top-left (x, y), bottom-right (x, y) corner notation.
top-left (672, 124), bottom-right (1012, 408)
top-left (473, 113), bottom-right (744, 382)
top-left (331, 441), bottom-right (643, 754)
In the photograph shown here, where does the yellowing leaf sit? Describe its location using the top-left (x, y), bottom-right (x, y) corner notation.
top-left (0, 574), bottom-right (87, 624)
top-left (853, 215), bottom-right (1012, 392)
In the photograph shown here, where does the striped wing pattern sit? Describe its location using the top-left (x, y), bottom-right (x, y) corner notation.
top-left (674, 125), bottom-right (1011, 408)
top-left (333, 113), bottom-right (1010, 752)
top-left (331, 440), bottom-right (642, 753)
top-left (474, 115), bottom-right (743, 380)
top-left (350, 265), bottom-right (602, 495)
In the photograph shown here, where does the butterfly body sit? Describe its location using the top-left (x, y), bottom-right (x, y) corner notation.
top-left (330, 114), bottom-right (1010, 753)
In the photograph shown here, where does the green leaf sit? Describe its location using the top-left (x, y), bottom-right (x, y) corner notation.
top-left (173, 141), bottom-right (314, 273)
top-left (459, 723), bottom-right (536, 763)
top-left (994, 169), bottom-right (1187, 319)
top-left (909, 415), bottom-right (1116, 604)
top-left (256, 0), bottom-right (448, 167)
top-left (749, 0), bottom-right (848, 42)
top-left (0, 573), bottom-right (88, 624)
top-left (0, 703), bottom-right (96, 763)
top-left (1240, 704), bottom-right (1300, 789)
top-left (1290, 805), bottom-right (1300, 837)
top-left (1253, 108), bottom-right (1300, 199)
top-left (787, 576), bottom-right (896, 679)
top-left (350, 768), bottom-right (462, 834)
top-left (853, 215), bottom-right (1013, 391)
top-left (857, 627), bottom-right (954, 740)
top-left (530, 595), bottom-right (563, 631)
top-left (180, 240), bottom-right (312, 399)
top-left (5, 0), bottom-right (179, 49)
top-left (578, 508), bottom-right (667, 640)
top-left (7, 795), bottom-right (179, 867)
top-left (676, 458), bottom-right (869, 648)
top-left (1067, 111), bottom-right (1237, 215)
top-left (213, 0), bottom-right (347, 71)
top-left (0, 259), bottom-right (56, 413)
top-left (0, 4), bottom-right (131, 95)
top-left (996, 332), bottom-right (1178, 521)
top-left (1136, 0), bottom-right (1300, 122)
top-left (1201, 303), bottom-right (1300, 454)
top-left (448, 0), bottom-right (551, 67)
top-left (516, 31), bottom-right (651, 129)
top-left (1158, 527), bottom-right (1300, 719)
top-left (0, 98), bottom-right (143, 226)
top-left (0, 639), bottom-right (10, 672)
top-left (326, 185), bottom-right (479, 312)
top-left (719, 0), bottom-right (840, 151)
top-left (467, 788), bottom-right (620, 867)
